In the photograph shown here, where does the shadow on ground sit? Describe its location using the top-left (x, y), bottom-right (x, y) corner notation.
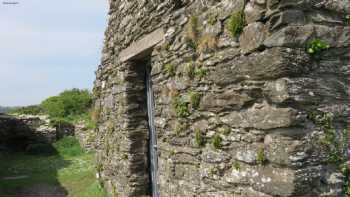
top-left (0, 113), bottom-right (70, 197)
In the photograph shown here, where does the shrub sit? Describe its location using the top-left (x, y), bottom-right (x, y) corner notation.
top-left (9, 105), bottom-right (43, 115)
top-left (306, 39), bottom-right (330, 55)
top-left (212, 134), bottom-right (222, 149)
top-left (194, 128), bottom-right (205, 147)
top-left (227, 11), bottom-right (245, 38)
top-left (41, 89), bottom-right (92, 119)
top-left (163, 63), bottom-right (176, 77)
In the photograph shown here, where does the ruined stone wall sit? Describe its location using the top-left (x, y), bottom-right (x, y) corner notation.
top-left (93, 0), bottom-right (350, 196)
top-left (0, 114), bottom-right (76, 151)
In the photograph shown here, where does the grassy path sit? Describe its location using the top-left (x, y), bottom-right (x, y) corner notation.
top-left (0, 137), bottom-right (107, 197)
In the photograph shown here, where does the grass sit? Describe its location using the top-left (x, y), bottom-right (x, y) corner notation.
top-left (227, 11), bottom-right (245, 38)
top-left (0, 136), bottom-right (107, 197)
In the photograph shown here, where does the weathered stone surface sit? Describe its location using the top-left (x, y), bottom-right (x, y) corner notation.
top-left (200, 90), bottom-right (254, 112)
top-left (93, 0), bottom-right (350, 196)
top-left (221, 101), bottom-right (298, 130)
top-left (209, 47), bottom-right (311, 86)
top-left (0, 114), bottom-right (75, 151)
top-left (119, 28), bottom-right (164, 62)
top-left (240, 22), bottom-right (267, 53)
top-left (264, 25), bottom-right (350, 48)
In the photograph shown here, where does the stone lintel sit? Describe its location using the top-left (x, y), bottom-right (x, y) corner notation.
top-left (119, 28), bottom-right (164, 62)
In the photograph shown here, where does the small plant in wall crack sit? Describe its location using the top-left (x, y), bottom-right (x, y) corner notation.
top-left (189, 91), bottom-right (201, 109)
top-left (345, 15), bottom-right (350, 24)
top-left (256, 148), bottom-right (267, 166)
top-left (194, 128), bottom-right (205, 147)
top-left (172, 96), bottom-right (190, 118)
top-left (184, 62), bottom-right (208, 80)
top-left (232, 161), bottom-right (241, 171)
top-left (306, 38), bottom-right (330, 57)
top-left (185, 15), bottom-right (200, 50)
top-left (163, 63), bottom-right (176, 77)
top-left (212, 134), bottom-right (223, 149)
top-left (174, 121), bottom-right (188, 136)
top-left (227, 10), bottom-right (245, 38)
top-left (308, 112), bottom-right (350, 164)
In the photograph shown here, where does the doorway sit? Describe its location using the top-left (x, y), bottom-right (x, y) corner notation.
top-left (128, 58), bottom-right (158, 197)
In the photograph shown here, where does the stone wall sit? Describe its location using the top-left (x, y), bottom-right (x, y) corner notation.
top-left (93, 0), bottom-right (350, 196)
top-left (0, 114), bottom-right (76, 151)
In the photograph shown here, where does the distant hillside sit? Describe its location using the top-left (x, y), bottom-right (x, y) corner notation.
top-left (0, 106), bottom-right (20, 113)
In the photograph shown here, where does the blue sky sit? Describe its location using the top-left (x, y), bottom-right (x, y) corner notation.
top-left (0, 0), bottom-right (108, 106)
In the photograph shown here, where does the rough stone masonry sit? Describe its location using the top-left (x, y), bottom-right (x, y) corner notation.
top-left (93, 0), bottom-right (350, 196)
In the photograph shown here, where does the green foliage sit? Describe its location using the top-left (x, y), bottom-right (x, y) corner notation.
top-left (0, 144), bottom-right (106, 197)
top-left (80, 181), bottom-right (108, 197)
top-left (306, 39), bottom-right (330, 55)
top-left (233, 161), bottom-right (241, 171)
top-left (185, 62), bottom-right (195, 79)
top-left (163, 63), bottom-right (176, 77)
top-left (172, 96), bottom-right (190, 118)
top-left (9, 105), bottom-right (43, 115)
top-left (189, 91), bottom-right (201, 109)
top-left (345, 15), bottom-right (350, 24)
top-left (184, 62), bottom-right (207, 80)
top-left (53, 136), bottom-right (84, 157)
top-left (308, 112), bottom-right (348, 164)
top-left (194, 128), bottom-right (205, 147)
top-left (257, 148), bottom-right (267, 165)
top-left (227, 11), bottom-right (245, 38)
top-left (212, 134), bottom-right (222, 149)
top-left (208, 12), bottom-right (218, 26)
top-left (121, 153), bottom-right (128, 160)
top-left (194, 67), bottom-right (208, 79)
top-left (174, 122), bottom-right (187, 136)
top-left (41, 89), bottom-right (92, 119)
top-left (186, 15), bottom-right (200, 49)
top-left (343, 166), bottom-right (350, 197)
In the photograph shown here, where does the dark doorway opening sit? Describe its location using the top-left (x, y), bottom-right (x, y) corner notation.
top-left (128, 57), bottom-right (158, 197)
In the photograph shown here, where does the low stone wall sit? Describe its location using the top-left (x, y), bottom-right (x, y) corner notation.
top-left (0, 114), bottom-right (76, 151)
